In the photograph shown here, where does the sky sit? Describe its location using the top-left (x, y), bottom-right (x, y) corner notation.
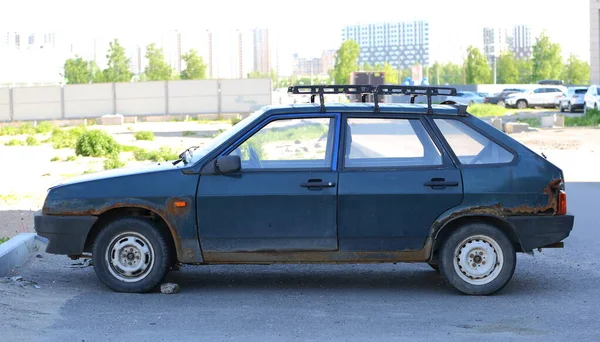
top-left (0, 0), bottom-right (591, 68)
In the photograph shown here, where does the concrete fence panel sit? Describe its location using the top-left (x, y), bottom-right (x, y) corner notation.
top-left (64, 83), bottom-right (114, 118)
top-left (13, 86), bottom-right (62, 120)
top-left (116, 81), bottom-right (166, 116)
top-left (220, 78), bottom-right (272, 113)
top-left (0, 88), bottom-right (10, 121)
top-left (168, 80), bottom-right (219, 115)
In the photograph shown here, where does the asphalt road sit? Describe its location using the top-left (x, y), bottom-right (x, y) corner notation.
top-left (1, 181), bottom-right (599, 342)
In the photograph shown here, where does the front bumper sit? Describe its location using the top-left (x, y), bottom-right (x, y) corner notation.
top-left (508, 214), bottom-right (574, 252)
top-left (34, 210), bottom-right (98, 255)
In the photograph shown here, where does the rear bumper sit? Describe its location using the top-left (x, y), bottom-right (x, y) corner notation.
top-left (34, 210), bottom-right (97, 255)
top-left (508, 214), bottom-right (574, 252)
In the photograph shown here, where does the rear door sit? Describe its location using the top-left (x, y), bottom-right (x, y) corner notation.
top-left (337, 114), bottom-right (464, 252)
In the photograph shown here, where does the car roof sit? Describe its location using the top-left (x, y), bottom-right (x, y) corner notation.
top-left (260, 103), bottom-right (464, 116)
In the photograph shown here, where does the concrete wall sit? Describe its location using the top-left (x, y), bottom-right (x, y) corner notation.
top-left (12, 86), bottom-right (62, 120)
top-left (116, 81), bottom-right (167, 116)
top-left (221, 79), bottom-right (272, 113)
top-left (0, 88), bottom-right (10, 121)
top-left (64, 83), bottom-right (114, 118)
top-left (168, 80), bottom-right (219, 114)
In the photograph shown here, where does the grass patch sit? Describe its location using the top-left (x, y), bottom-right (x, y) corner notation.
top-left (120, 145), bottom-right (144, 153)
top-left (516, 118), bottom-right (541, 128)
top-left (66, 155), bottom-right (78, 162)
top-left (230, 116), bottom-right (242, 126)
top-left (5, 139), bottom-right (24, 146)
top-left (46, 125), bottom-right (87, 149)
top-left (75, 129), bottom-right (120, 157)
top-left (468, 104), bottom-right (510, 117)
top-left (50, 156), bottom-right (61, 162)
top-left (0, 237), bottom-right (9, 244)
top-left (0, 121), bottom-right (55, 136)
top-left (565, 109), bottom-right (600, 127)
top-left (133, 147), bottom-right (179, 162)
top-left (183, 131), bottom-right (196, 136)
top-left (34, 121), bottom-right (55, 134)
top-left (134, 131), bottom-right (155, 141)
top-left (26, 135), bottom-right (40, 146)
top-left (83, 169), bottom-right (96, 174)
top-left (103, 156), bottom-right (125, 170)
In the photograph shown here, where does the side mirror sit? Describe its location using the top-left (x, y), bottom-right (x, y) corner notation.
top-left (215, 155), bottom-right (241, 174)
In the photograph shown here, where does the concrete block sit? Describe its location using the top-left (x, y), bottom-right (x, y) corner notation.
top-left (491, 118), bottom-right (503, 131)
top-left (541, 116), bottom-right (555, 128)
top-left (504, 122), bottom-right (529, 134)
top-left (100, 113), bottom-right (124, 125)
top-left (554, 114), bottom-right (565, 127)
top-left (0, 233), bottom-right (47, 277)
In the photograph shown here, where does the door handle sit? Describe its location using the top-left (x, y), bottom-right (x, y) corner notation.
top-left (424, 178), bottom-right (459, 188)
top-left (301, 179), bottom-right (336, 189)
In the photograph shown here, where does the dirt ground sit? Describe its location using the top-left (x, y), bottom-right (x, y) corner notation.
top-left (1, 121), bottom-right (599, 239)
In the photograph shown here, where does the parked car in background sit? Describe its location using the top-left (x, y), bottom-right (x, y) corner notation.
top-left (476, 92), bottom-right (489, 98)
top-left (557, 87), bottom-right (588, 112)
top-left (584, 85), bottom-right (600, 113)
top-left (484, 90), bottom-right (524, 107)
top-left (444, 91), bottom-right (484, 105)
top-left (505, 86), bottom-right (567, 109)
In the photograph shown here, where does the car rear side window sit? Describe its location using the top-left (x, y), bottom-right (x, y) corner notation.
top-left (344, 118), bottom-right (442, 168)
top-left (434, 119), bottom-right (514, 165)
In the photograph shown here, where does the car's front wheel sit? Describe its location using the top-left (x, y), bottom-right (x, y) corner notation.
top-left (92, 217), bottom-right (173, 293)
top-left (516, 100), bottom-right (528, 109)
top-left (438, 223), bottom-right (516, 295)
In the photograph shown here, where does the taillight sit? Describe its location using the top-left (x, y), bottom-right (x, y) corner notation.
top-left (557, 190), bottom-right (567, 215)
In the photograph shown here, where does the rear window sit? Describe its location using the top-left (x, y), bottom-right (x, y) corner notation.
top-left (575, 89), bottom-right (587, 94)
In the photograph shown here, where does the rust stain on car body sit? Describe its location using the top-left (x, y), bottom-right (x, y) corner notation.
top-left (503, 178), bottom-right (562, 215)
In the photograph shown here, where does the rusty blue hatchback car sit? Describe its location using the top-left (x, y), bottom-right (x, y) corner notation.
top-left (34, 85), bottom-right (574, 295)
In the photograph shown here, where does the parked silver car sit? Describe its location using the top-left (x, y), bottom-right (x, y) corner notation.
top-left (557, 87), bottom-right (588, 112)
top-left (444, 91), bottom-right (484, 105)
top-left (505, 86), bottom-right (567, 109)
top-left (584, 85), bottom-right (600, 113)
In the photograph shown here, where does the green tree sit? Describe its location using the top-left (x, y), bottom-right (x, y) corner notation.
top-left (144, 43), bottom-right (173, 81)
top-left (382, 63), bottom-right (399, 84)
top-left (464, 46), bottom-right (492, 84)
top-left (517, 59), bottom-right (533, 83)
top-left (532, 31), bottom-right (563, 81)
top-left (562, 54), bottom-right (590, 85)
top-left (180, 49), bottom-right (207, 80)
top-left (496, 51), bottom-right (520, 84)
top-left (62, 56), bottom-right (90, 84)
top-left (439, 62), bottom-right (463, 85)
top-left (331, 40), bottom-right (360, 84)
top-left (102, 39), bottom-right (133, 82)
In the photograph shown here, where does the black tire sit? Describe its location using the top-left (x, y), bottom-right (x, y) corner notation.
top-left (497, 101), bottom-right (505, 107)
top-left (516, 100), bottom-right (527, 110)
top-left (438, 223), bottom-right (516, 296)
top-left (92, 217), bottom-right (173, 293)
top-left (568, 102), bottom-right (574, 113)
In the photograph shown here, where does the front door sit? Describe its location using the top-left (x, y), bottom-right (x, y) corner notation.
top-left (196, 114), bottom-right (340, 254)
top-left (337, 115), bottom-right (464, 252)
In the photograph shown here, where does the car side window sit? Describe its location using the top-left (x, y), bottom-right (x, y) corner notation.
top-left (229, 117), bottom-right (334, 170)
top-left (533, 88), bottom-right (545, 93)
top-left (344, 118), bottom-right (442, 168)
top-left (434, 119), bottom-right (514, 165)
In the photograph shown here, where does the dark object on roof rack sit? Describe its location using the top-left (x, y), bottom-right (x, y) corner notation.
top-left (287, 85), bottom-right (374, 111)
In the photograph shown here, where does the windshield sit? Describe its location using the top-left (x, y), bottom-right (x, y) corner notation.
top-left (574, 89), bottom-right (587, 94)
top-left (186, 107), bottom-right (267, 164)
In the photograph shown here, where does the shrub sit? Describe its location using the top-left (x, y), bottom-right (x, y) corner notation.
top-left (133, 146), bottom-right (179, 162)
top-left (16, 123), bottom-right (36, 135)
top-left (134, 131), bottom-right (155, 141)
top-left (75, 130), bottom-right (121, 157)
top-left (5, 139), bottom-right (24, 146)
top-left (0, 237), bottom-right (9, 244)
top-left (50, 156), bottom-right (60, 162)
top-left (48, 126), bottom-right (87, 149)
top-left (26, 135), bottom-right (40, 146)
top-left (230, 116), bottom-right (242, 126)
top-left (103, 156), bottom-right (125, 170)
top-left (66, 155), bottom-right (77, 162)
top-left (35, 121), bottom-right (54, 134)
top-left (565, 109), bottom-right (600, 127)
top-left (0, 126), bottom-right (17, 136)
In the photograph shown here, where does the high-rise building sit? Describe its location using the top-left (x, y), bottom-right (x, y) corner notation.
top-left (592, 0), bottom-right (600, 84)
top-left (341, 21), bottom-right (430, 70)
top-left (253, 28), bottom-right (270, 74)
top-left (293, 50), bottom-right (336, 76)
top-left (483, 27), bottom-right (510, 64)
top-left (510, 25), bottom-right (533, 59)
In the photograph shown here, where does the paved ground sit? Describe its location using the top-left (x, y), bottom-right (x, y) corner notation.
top-left (0, 180), bottom-right (598, 341)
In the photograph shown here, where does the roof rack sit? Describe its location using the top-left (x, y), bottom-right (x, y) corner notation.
top-left (287, 85), bottom-right (375, 111)
top-left (373, 85), bottom-right (457, 114)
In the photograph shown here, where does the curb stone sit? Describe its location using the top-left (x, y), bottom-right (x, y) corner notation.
top-left (0, 233), bottom-right (48, 277)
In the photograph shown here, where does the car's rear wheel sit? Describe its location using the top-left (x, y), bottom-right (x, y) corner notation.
top-left (92, 217), bottom-right (173, 293)
top-left (438, 223), bottom-right (516, 295)
top-left (516, 100), bottom-right (527, 109)
top-left (568, 102), bottom-right (574, 113)
top-left (497, 100), bottom-right (505, 107)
